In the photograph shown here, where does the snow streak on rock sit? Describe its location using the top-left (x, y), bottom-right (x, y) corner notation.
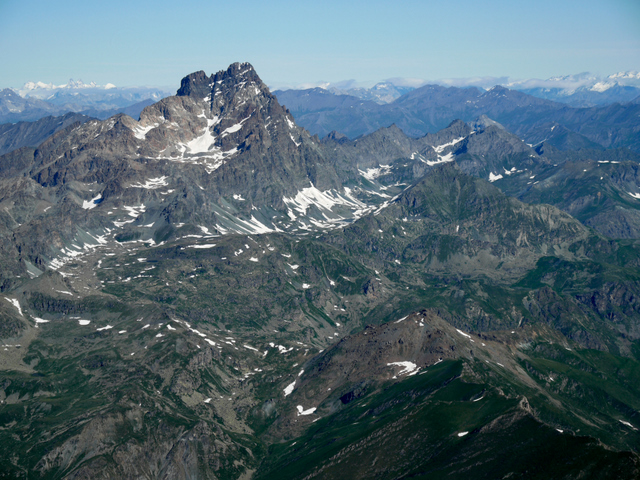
top-left (359, 165), bottom-right (392, 181)
top-left (387, 361), bottom-right (418, 376)
top-left (130, 177), bottom-right (169, 189)
top-left (433, 137), bottom-right (464, 153)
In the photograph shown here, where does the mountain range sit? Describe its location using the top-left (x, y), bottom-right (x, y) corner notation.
top-left (3, 70), bottom-right (638, 128)
top-left (0, 63), bottom-right (639, 479)
top-left (0, 112), bottom-right (92, 156)
top-left (283, 71), bottom-right (640, 107)
top-left (0, 80), bottom-right (170, 125)
top-left (274, 83), bottom-right (640, 152)
top-left (508, 71), bottom-right (640, 107)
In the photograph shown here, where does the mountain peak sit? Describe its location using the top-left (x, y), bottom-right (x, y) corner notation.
top-left (485, 85), bottom-right (509, 94)
top-left (469, 114), bottom-right (505, 132)
top-left (438, 119), bottom-right (471, 138)
top-left (0, 88), bottom-right (20, 98)
top-left (176, 62), bottom-right (259, 99)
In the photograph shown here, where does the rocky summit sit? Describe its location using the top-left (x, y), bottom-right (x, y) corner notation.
top-left (0, 63), bottom-right (640, 479)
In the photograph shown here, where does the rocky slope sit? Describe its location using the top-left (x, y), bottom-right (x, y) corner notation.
top-left (0, 112), bottom-right (93, 156)
top-left (321, 116), bottom-right (640, 240)
top-left (495, 146), bottom-right (640, 239)
top-left (256, 311), bottom-right (640, 479)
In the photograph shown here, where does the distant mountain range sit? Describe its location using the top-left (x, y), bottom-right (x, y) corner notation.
top-left (2, 71), bottom-right (637, 129)
top-left (17, 78), bottom-right (169, 109)
top-left (277, 71), bottom-right (640, 107)
top-left (0, 79), bottom-right (170, 124)
top-left (508, 72), bottom-right (640, 107)
top-left (274, 84), bottom-right (640, 152)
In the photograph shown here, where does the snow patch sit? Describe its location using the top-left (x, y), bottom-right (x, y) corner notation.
top-left (283, 381), bottom-right (296, 397)
top-left (186, 115), bottom-right (219, 153)
top-left (359, 164), bottom-right (392, 181)
top-left (123, 205), bottom-right (146, 218)
top-left (221, 116), bottom-right (251, 136)
top-left (433, 137), bottom-right (464, 153)
top-left (82, 194), bottom-right (102, 210)
top-left (4, 298), bottom-right (23, 316)
top-left (132, 123), bottom-right (158, 140)
top-left (130, 176), bottom-right (168, 189)
top-left (619, 420), bottom-right (638, 430)
top-left (283, 183), bottom-right (367, 216)
top-left (387, 361), bottom-right (418, 376)
top-left (456, 329), bottom-right (471, 338)
top-left (296, 405), bottom-right (316, 416)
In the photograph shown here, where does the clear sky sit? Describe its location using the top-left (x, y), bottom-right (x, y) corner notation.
top-left (0, 0), bottom-right (638, 90)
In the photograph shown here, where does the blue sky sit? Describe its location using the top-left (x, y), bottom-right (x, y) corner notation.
top-left (0, 0), bottom-right (638, 89)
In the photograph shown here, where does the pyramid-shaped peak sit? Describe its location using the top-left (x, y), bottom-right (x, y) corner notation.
top-left (469, 115), bottom-right (505, 132)
top-left (176, 62), bottom-right (261, 98)
top-left (441, 119), bottom-right (472, 136)
top-left (486, 85), bottom-right (509, 93)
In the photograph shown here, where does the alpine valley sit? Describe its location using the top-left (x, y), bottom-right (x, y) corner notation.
top-left (1, 62), bottom-right (640, 479)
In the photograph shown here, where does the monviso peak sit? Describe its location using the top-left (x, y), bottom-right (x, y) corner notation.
top-left (0, 63), bottom-right (384, 281)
